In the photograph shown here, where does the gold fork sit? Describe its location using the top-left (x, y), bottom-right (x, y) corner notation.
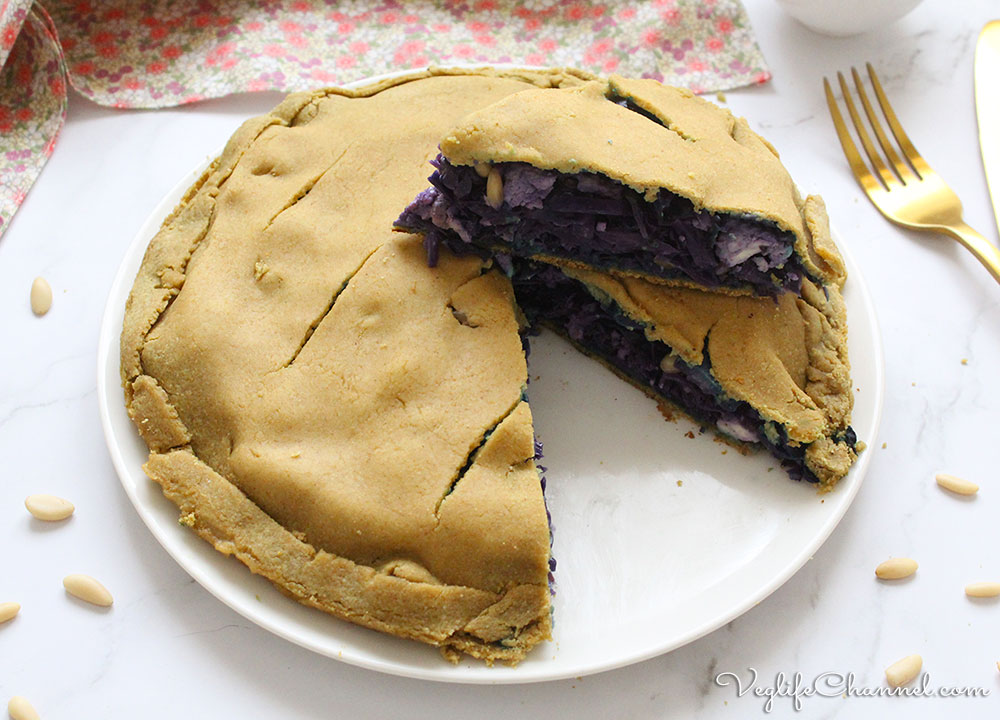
top-left (824, 63), bottom-right (1000, 286)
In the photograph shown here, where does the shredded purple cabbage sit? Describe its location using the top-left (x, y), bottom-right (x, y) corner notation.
top-left (397, 155), bottom-right (807, 296)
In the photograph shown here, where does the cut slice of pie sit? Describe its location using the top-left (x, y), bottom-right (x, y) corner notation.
top-left (511, 261), bottom-right (858, 490)
top-left (396, 76), bottom-right (847, 296)
top-left (397, 74), bottom-right (858, 488)
top-left (120, 68), bottom-right (591, 665)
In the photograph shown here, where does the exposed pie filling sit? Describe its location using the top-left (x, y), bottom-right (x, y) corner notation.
top-left (398, 155), bottom-right (808, 296)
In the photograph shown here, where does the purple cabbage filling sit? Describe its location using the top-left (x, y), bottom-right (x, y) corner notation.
top-left (397, 155), bottom-right (807, 296)
top-left (513, 263), bottom-right (857, 484)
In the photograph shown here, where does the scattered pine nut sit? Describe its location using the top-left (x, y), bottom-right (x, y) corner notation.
top-left (30, 277), bottom-right (52, 316)
top-left (486, 167), bottom-right (504, 209)
top-left (7, 696), bottom-right (39, 720)
top-left (935, 473), bottom-right (978, 496)
top-left (965, 582), bottom-right (1000, 598)
top-left (24, 494), bottom-right (74, 522)
top-left (885, 654), bottom-right (922, 688)
top-left (473, 161), bottom-right (491, 178)
top-left (62, 574), bottom-right (113, 607)
top-left (0, 602), bottom-right (20, 623)
top-left (875, 558), bottom-right (918, 580)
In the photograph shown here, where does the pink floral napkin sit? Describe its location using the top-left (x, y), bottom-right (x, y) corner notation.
top-left (0, 0), bottom-right (770, 238)
top-left (1, 1), bottom-right (66, 236)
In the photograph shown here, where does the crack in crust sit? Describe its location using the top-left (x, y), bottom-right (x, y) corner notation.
top-left (281, 246), bottom-right (380, 369)
top-left (435, 397), bottom-right (525, 519)
top-left (262, 144), bottom-right (352, 232)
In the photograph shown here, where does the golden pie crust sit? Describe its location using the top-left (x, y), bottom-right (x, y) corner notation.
top-left (121, 68), bottom-right (592, 665)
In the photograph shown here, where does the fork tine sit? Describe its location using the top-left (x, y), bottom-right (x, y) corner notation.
top-left (836, 71), bottom-right (898, 190)
top-left (824, 77), bottom-right (882, 196)
top-left (866, 63), bottom-right (932, 178)
top-left (851, 67), bottom-right (918, 184)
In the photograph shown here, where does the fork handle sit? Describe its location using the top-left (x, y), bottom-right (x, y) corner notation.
top-left (941, 222), bottom-right (1000, 286)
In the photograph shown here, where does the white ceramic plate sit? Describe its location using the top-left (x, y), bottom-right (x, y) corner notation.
top-left (97, 72), bottom-right (884, 685)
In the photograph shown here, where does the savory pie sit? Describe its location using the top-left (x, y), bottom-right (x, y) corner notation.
top-left (121, 69), bottom-right (858, 667)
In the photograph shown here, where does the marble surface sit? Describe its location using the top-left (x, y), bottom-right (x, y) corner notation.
top-left (2, 1), bottom-right (999, 717)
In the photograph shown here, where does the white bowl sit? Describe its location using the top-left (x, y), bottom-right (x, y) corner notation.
top-left (774, 0), bottom-right (923, 36)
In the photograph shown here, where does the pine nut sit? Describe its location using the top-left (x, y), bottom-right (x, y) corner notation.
top-left (875, 558), bottom-right (918, 580)
top-left (965, 582), bottom-right (1000, 598)
top-left (30, 277), bottom-right (52, 316)
top-left (473, 161), bottom-right (491, 178)
top-left (24, 494), bottom-right (74, 522)
top-left (7, 696), bottom-right (39, 720)
top-left (486, 167), bottom-right (504, 209)
top-left (885, 654), bottom-right (922, 688)
top-left (0, 601), bottom-right (20, 623)
top-left (63, 574), bottom-right (113, 607)
top-left (935, 473), bottom-right (978, 495)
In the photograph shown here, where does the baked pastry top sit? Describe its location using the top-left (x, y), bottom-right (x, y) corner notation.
top-left (396, 77), bottom-right (847, 295)
top-left (121, 68), bottom-right (591, 665)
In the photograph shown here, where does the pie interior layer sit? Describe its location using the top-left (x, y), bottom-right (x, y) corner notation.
top-left (511, 262), bottom-right (857, 490)
top-left (396, 76), bottom-right (847, 296)
top-left (120, 68), bottom-right (595, 665)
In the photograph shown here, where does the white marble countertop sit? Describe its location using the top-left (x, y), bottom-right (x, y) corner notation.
top-left (3, 1), bottom-right (1000, 717)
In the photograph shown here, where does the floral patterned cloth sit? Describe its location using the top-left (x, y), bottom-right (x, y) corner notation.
top-left (0, 0), bottom-right (770, 238)
top-left (1, 1), bottom-right (66, 236)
